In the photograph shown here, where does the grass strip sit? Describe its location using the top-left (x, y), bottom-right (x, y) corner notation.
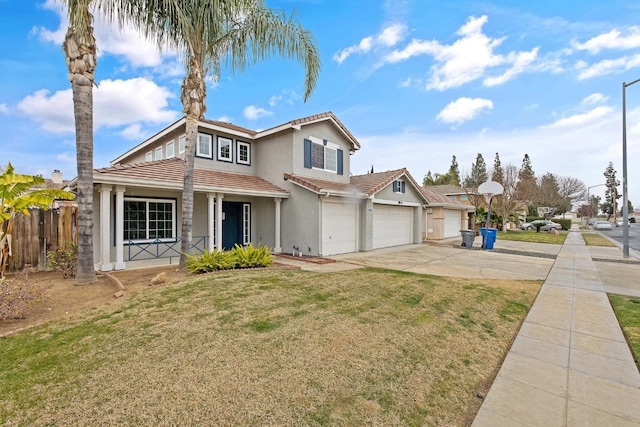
top-left (609, 294), bottom-right (640, 369)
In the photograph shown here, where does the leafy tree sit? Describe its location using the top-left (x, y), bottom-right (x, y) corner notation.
top-left (537, 173), bottom-right (567, 216)
top-left (577, 195), bottom-right (600, 218)
top-left (602, 162), bottom-right (620, 220)
top-left (491, 152), bottom-right (504, 184)
top-left (492, 164), bottom-right (519, 230)
top-left (462, 153), bottom-right (489, 212)
top-left (556, 175), bottom-right (586, 212)
top-left (423, 171), bottom-right (434, 186)
top-left (135, 0), bottom-right (321, 267)
top-left (1, 163), bottom-right (74, 278)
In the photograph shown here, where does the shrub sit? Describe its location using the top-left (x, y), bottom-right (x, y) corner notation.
top-left (0, 268), bottom-right (50, 320)
top-left (555, 219), bottom-right (572, 230)
top-left (230, 244), bottom-right (273, 268)
top-left (185, 250), bottom-right (235, 274)
top-left (47, 244), bottom-right (77, 278)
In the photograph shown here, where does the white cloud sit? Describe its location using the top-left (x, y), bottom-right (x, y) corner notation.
top-left (385, 15), bottom-right (538, 90)
top-left (582, 93), bottom-right (607, 105)
top-left (541, 106), bottom-right (614, 129)
top-left (576, 53), bottom-right (640, 80)
top-left (119, 123), bottom-right (146, 140)
top-left (572, 27), bottom-right (640, 54)
top-left (436, 97), bottom-right (493, 125)
top-left (16, 78), bottom-right (178, 133)
top-left (55, 153), bottom-right (75, 164)
top-left (243, 105), bottom-right (273, 120)
top-left (0, 103), bottom-right (9, 114)
top-left (216, 115), bottom-right (233, 123)
top-left (33, 0), bottom-right (176, 69)
top-left (333, 24), bottom-right (407, 64)
top-left (267, 89), bottom-right (300, 107)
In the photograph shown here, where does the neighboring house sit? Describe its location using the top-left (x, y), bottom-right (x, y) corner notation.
top-left (421, 187), bottom-right (475, 240)
top-left (429, 184), bottom-right (474, 206)
top-left (75, 112), bottom-right (443, 271)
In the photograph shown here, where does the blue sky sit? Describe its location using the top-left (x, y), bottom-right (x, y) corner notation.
top-left (2, 0), bottom-right (640, 207)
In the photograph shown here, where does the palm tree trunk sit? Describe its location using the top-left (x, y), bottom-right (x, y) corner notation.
top-left (64, 26), bottom-right (97, 284)
top-left (179, 53), bottom-right (207, 268)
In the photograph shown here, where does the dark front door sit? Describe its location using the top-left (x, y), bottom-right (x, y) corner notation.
top-left (222, 202), bottom-right (243, 250)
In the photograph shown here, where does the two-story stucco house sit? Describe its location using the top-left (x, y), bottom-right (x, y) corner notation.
top-left (79, 112), bottom-right (469, 271)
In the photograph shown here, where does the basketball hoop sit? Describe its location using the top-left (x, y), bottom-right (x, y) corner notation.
top-left (477, 181), bottom-right (504, 249)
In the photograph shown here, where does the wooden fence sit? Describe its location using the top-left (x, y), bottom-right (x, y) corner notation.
top-left (6, 206), bottom-right (77, 272)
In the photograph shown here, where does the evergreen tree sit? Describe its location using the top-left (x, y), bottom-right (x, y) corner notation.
top-left (423, 171), bottom-right (434, 186)
top-left (464, 153), bottom-right (488, 188)
top-left (491, 152), bottom-right (504, 184)
top-left (602, 162), bottom-right (621, 219)
top-left (447, 155), bottom-right (461, 186)
top-left (516, 153), bottom-right (538, 203)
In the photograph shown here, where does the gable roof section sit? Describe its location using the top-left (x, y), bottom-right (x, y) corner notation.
top-left (429, 184), bottom-right (471, 195)
top-left (351, 168), bottom-right (426, 200)
top-left (283, 173), bottom-right (366, 198)
top-left (93, 158), bottom-right (288, 198)
top-left (112, 112), bottom-right (360, 165)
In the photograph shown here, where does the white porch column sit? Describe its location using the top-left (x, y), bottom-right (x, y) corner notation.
top-left (274, 198), bottom-right (282, 253)
top-left (215, 193), bottom-right (224, 250)
top-left (114, 186), bottom-right (126, 270)
top-left (207, 193), bottom-right (216, 251)
top-left (98, 185), bottom-right (113, 271)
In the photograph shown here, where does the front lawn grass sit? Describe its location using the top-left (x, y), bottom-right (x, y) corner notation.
top-left (583, 232), bottom-right (616, 247)
top-left (609, 294), bottom-right (640, 368)
top-left (0, 268), bottom-right (541, 426)
top-left (497, 230), bottom-right (567, 244)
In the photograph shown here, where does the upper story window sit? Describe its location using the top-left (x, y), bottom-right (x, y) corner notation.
top-left (393, 180), bottom-right (406, 194)
top-left (237, 141), bottom-right (250, 165)
top-left (166, 141), bottom-right (175, 158)
top-left (145, 151), bottom-right (152, 162)
top-left (304, 137), bottom-right (343, 175)
top-left (217, 136), bottom-right (232, 162)
top-left (460, 194), bottom-right (468, 201)
top-left (197, 133), bottom-right (213, 158)
top-left (178, 135), bottom-right (186, 154)
top-left (155, 147), bottom-right (163, 160)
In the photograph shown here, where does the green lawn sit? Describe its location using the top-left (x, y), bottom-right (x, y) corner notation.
top-left (583, 232), bottom-right (617, 247)
top-left (0, 268), bottom-right (541, 426)
top-left (609, 294), bottom-right (640, 368)
top-left (497, 230), bottom-right (567, 244)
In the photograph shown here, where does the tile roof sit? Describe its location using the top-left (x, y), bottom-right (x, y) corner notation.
top-left (429, 184), bottom-right (470, 195)
top-left (284, 173), bottom-right (366, 197)
top-left (420, 186), bottom-right (474, 209)
top-left (200, 118), bottom-right (257, 136)
top-left (350, 169), bottom-right (406, 196)
top-left (288, 112), bottom-right (361, 150)
top-left (94, 158), bottom-right (288, 196)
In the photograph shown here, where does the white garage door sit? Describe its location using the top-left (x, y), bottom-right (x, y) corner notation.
top-left (322, 202), bottom-right (358, 256)
top-left (373, 205), bottom-right (413, 249)
top-left (444, 210), bottom-right (462, 238)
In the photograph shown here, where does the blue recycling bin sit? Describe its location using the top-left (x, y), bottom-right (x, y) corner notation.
top-left (479, 227), bottom-right (498, 249)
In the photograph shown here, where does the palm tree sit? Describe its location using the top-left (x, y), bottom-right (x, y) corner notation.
top-left (133, 0), bottom-right (321, 267)
top-left (1, 163), bottom-right (74, 278)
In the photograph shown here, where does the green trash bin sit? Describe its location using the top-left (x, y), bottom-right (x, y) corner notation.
top-left (460, 229), bottom-right (475, 248)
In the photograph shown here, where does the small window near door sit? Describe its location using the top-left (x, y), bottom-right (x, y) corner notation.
top-left (393, 180), bottom-right (406, 194)
top-left (243, 204), bottom-right (251, 245)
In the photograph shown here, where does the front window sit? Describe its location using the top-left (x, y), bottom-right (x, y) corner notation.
top-left (145, 151), bottom-right (152, 162)
top-left (218, 136), bottom-right (232, 162)
top-left (124, 198), bottom-right (175, 242)
top-left (179, 135), bottom-right (186, 154)
top-left (393, 180), bottom-right (406, 194)
top-left (197, 133), bottom-right (213, 158)
top-left (155, 147), bottom-right (163, 160)
top-left (166, 141), bottom-right (175, 158)
top-left (310, 141), bottom-right (337, 172)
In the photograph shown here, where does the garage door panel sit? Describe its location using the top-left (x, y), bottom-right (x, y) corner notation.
top-left (444, 210), bottom-right (461, 238)
top-left (322, 202), bottom-right (357, 256)
top-left (373, 205), bottom-right (412, 249)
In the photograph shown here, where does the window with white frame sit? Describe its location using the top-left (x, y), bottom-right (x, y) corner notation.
top-left (237, 141), bottom-right (250, 165)
top-left (309, 138), bottom-right (338, 173)
top-left (166, 141), bottom-right (175, 158)
top-left (197, 133), bottom-right (213, 158)
top-left (179, 135), bottom-right (186, 154)
top-left (217, 136), bottom-right (232, 162)
top-left (393, 180), bottom-right (406, 194)
top-left (243, 204), bottom-right (251, 245)
top-left (123, 198), bottom-right (175, 242)
top-left (145, 151), bottom-right (152, 162)
top-left (155, 147), bottom-right (163, 160)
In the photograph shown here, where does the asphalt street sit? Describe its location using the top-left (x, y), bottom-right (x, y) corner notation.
top-left (599, 222), bottom-right (640, 252)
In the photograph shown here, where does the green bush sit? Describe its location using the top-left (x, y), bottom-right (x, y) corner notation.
top-left (47, 244), bottom-right (77, 278)
top-left (555, 219), bottom-right (572, 230)
top-left (230, 244), bottom-right (273, 268)
top-left (185, 249), bottom-right (235, 274)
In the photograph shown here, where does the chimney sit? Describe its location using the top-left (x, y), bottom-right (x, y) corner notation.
top-left (52, 169), bottom-right (63, 185)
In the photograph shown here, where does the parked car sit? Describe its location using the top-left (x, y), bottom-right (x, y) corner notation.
top-left (615, 219), bottom-right (631, 227)
top-left (520, 219), bottom-right (562, 231)
top-left (593, 221), bottom-right (612, 230)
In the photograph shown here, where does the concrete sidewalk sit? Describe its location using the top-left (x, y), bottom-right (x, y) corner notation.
top-left (472, 231), bottom-right (640, 426)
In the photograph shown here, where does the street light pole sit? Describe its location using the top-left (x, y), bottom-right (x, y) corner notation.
top-left (622, 78), bottom-right (640, 258)
top-left (586, 184), bottom-right (606, 223)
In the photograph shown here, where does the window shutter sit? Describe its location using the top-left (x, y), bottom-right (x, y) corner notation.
top-left (304, 139), bottom-right (312, 168)
top-left (337, 149), bottom-right (344, 175)
top-left (393, 181), bottom-right (399, 192)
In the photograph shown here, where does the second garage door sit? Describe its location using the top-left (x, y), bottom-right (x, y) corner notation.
top-left (444, 210), bottom-right (462, 238)
top-left (373, 205), bottom-right (413, 249)
top-left (322, 202), bottom-right (358, 256)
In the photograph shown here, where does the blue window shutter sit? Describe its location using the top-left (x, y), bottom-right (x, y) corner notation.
top-left (304, 139), bottom-right (312, 168)
top-left (393, 181), bottom-right (399, 192)
top-left (337, 149), bottom-right (344, 175)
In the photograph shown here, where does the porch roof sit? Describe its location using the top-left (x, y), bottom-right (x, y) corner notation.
top-left (92, 158), bottom-right (289, 198)
top-left (284, 173), bottom-right (366, 198)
